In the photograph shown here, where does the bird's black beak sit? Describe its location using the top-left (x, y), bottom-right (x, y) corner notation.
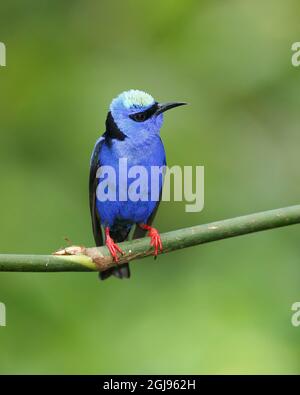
top-left (155, 102), bottom-right (187, 116)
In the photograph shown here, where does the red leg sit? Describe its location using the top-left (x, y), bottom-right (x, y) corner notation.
top-left (139, 224), bottom-right (163, 257)
top-left (105, 227), bottom-right (124, 262)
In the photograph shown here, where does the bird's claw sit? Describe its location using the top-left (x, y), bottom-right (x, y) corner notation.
top-left (148, 227), bottom-right (163, 257)
top-left (105, 234), bottom-right (124, 262)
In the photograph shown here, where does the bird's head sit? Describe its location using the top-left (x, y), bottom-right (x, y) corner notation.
top-left (105, 89), bottom-right (186, 141)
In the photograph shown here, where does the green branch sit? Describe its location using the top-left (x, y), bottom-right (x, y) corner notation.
top-left (0, 205), bottom-right (300, 273)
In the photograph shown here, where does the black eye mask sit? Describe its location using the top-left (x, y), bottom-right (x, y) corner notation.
top-left (129, 102), bottom-right (159, 122)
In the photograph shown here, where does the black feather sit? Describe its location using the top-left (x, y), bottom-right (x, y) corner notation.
top-left (89, 137), bottom-right (104, 247)
top-left (105, 111), bottom-right (126, 145)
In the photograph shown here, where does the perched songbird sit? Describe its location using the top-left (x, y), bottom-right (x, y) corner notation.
top-left (89, 90), bottom-right (186, 280)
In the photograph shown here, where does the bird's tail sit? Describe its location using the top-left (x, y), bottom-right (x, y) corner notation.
top-left (99, 263), bottom-right (130, 280)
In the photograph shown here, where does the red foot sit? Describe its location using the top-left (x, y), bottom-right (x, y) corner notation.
top-left (139, 224), bottom-right (163, 257)
top-left (105, 227), bottom-right (124, 262)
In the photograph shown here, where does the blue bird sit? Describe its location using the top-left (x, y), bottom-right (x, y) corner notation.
top-left (89, 90), bottom-right (186, 280)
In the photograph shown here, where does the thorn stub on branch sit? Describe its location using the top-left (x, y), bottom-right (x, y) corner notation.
top-left (52, 245), bottom-right (86, 256)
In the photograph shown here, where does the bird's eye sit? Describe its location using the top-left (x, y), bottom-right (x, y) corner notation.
top-left (130, 112), bottom-right (147, 122)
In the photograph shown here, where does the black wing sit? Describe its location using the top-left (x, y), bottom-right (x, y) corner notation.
top-left (89, 136), bottom-right (105, 246)
top-left (90, 136), bottom-right (130, 280)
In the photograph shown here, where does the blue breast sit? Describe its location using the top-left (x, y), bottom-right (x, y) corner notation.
top-left (96, 135), bottom-right (166, 227)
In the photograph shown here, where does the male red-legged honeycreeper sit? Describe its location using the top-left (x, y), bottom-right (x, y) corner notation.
top-left (89, 90), bottom-right (186, 280)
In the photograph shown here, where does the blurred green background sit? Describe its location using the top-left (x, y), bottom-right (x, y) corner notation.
top-left (0, 0), bottom-right (300, 374)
